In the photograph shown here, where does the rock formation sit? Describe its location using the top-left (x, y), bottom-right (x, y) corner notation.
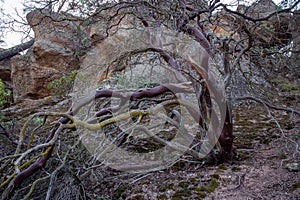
top-left (10, 9), bottom-right (84, 101)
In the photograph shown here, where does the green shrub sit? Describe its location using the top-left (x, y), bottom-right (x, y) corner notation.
top-left (47, 70), bottom-right (77, 96)
top-left (109, 73), bottom-right (159, 89)
top-left (0, 78), bottom-right (11, 107)
top-left (0, 78), bottom-right (12, 128)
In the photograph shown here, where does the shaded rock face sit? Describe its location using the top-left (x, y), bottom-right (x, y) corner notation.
top-left (237, 0), bottom-right (293, 47)
top-left (11, 50), bottom-right (60, 100)
top-left (11, 10), bottom-right (83, 102)
top-left (217, 0), bottom-right (294, 48)
top-left (240, 0), bottom-right (277, 18)
top-left (0, 58), bottom-right (11, 83)
top-left (287, 12), bottom-right (300, 77)
top-left (292, 12), bottom-right (300, 47)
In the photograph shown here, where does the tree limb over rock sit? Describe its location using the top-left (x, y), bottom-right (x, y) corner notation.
top-left (0, 39), bottom-right (34, 61)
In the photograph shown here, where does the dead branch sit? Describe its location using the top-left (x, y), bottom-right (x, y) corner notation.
top-left (0, 39), bottom-right (34, 61)
top-left (235, 96), bottom-right (300, 116)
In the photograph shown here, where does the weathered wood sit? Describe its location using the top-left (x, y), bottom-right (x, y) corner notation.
top-left (0, 39), bottom-right (34, 61)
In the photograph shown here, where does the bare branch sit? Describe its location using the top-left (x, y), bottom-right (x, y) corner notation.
top-left (0, 39), bottom-right (34, 61)
top-left (235, 96), bottom-right (300, 116)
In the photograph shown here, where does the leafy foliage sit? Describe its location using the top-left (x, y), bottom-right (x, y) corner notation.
top-left (0, 78), bottom-right (11, 108)
top-left (0, 78), bottom-right (12, 129)
top-left (109, 73), bottom-right (160, 90)
top-left (47, 70), bottom-right (78, 96)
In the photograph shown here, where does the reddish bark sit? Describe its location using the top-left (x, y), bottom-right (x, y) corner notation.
top-left (219, 104), bottom-right (235, 162)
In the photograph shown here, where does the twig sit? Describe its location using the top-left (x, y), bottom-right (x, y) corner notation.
top-left (21, 176), bottom-right (50, 200)
top-left (45, 143), bottom-right (72, 200)
top-left (234, 96), bottom-right (300, 116)
top-left (129, 173), bottom-right (153, 184)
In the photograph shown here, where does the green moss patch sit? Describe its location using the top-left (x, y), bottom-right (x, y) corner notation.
top-left (194, 178), bottom-right (219, 195)
top-left (172, 189), bottom-right (192, 199)
top-left (196, 191), bottom-right (206, 198)
top-left (112, 185), bottom-right (127, 199)
top-left (178, 181), bottom-right (190, 188)
top-left (231, 166), bottom-right (241, 172)
top-left (280, 83), bottom-right (298, 92)
top-left (291, 182), bottom-right (300, 192)
top-left (210, 174), bottom-right (220, 179)
top-left (205, 179), bottom-right (219, 193)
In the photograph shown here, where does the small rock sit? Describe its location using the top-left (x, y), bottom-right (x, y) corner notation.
top-left (285, 163), bottom-right (300, 172)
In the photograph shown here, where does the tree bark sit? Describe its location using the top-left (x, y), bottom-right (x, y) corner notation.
top-left (219, 103), bottom-right (235, 162)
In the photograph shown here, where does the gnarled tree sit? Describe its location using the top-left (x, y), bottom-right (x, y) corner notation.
top-left (0, 0), bottom-right (299, 199)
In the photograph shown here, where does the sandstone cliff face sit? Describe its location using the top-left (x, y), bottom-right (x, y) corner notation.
top-left (11, 10), bottom-right (83, 102)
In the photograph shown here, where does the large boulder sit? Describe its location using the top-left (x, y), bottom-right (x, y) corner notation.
top-left (11, 10), bottom-right (83, 102)
top-left (11, 50), bottom-right (60, 100)
top-left (27, 9), bottom-right (83, 53)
